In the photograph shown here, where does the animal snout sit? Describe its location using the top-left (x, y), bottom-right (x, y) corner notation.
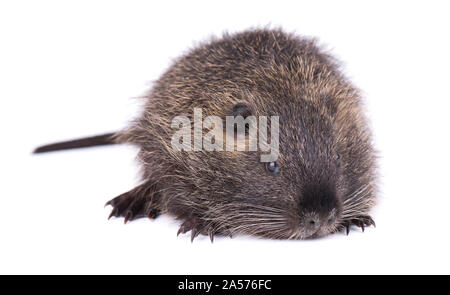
top-left (305, 217), bottom-right (321, 231)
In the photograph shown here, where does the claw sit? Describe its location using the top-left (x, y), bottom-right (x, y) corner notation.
top-left (108, 207), bottom-right (118, 220)
top-left (209, 230), bottom-right (214, 243)
top-left (124, 211), bottom-right (133, 224)
top-left (345, 223), bottom-right (350, 235)
top-left (226, 227), bottom-right (233, 238)
top-left (191, 227), bottom-right (200, 242)
top-left (177, 223), bottom-right (188, 236)
top-left (361, 223), bottom-right (365, 232)
top-left (177, 218), bottom-right (196, 237)
top-left (177, 224), bottom-right (189, 236)
top-left (369, 217), bottom-right (376, 228)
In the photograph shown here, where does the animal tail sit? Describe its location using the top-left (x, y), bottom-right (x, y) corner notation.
top-left (33, 132), bottom-right (118, 154)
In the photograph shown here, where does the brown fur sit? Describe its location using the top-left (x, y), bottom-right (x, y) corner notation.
top-left (112, 28), bottom-right (377, 240)
top-left (37, 28), bottom-right (378, 240)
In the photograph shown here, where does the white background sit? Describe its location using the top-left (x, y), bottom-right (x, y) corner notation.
top-left (1, 0), bottom-right (449, 274)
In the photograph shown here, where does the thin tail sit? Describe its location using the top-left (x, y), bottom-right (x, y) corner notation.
top-left (33, 132), bottom-right (117, 154)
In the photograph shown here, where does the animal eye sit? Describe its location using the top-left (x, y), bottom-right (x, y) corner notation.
top-left (336, 153), bottom-right (341, 166)
top-left (266, 161), bottom-right (279, 175)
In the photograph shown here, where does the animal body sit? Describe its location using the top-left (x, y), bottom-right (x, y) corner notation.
top-left (35, 28), bottom-right (377, 241)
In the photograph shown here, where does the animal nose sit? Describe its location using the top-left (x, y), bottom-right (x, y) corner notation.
top-left (306, 217), bottom-right (321, 230)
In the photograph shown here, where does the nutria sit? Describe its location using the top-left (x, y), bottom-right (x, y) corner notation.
top-left (34, 28), bottom-right (377, 241)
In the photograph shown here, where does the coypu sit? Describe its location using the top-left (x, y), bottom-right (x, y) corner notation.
top-left (34, 28), bottom-right (377, 241)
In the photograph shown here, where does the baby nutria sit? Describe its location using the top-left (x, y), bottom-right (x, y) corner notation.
top-left (34, 28), bottom-right (377, 241)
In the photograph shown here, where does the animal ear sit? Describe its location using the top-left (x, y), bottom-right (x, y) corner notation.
top-left (231, 102), bottom-right (253, 118)
top-left (229, 103), bottom-right (255, 136)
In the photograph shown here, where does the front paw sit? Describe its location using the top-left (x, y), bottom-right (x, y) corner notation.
top-left (341, 215), bottom-right (375, 235)
top-left (177, 217), bottom-right (228, 243)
